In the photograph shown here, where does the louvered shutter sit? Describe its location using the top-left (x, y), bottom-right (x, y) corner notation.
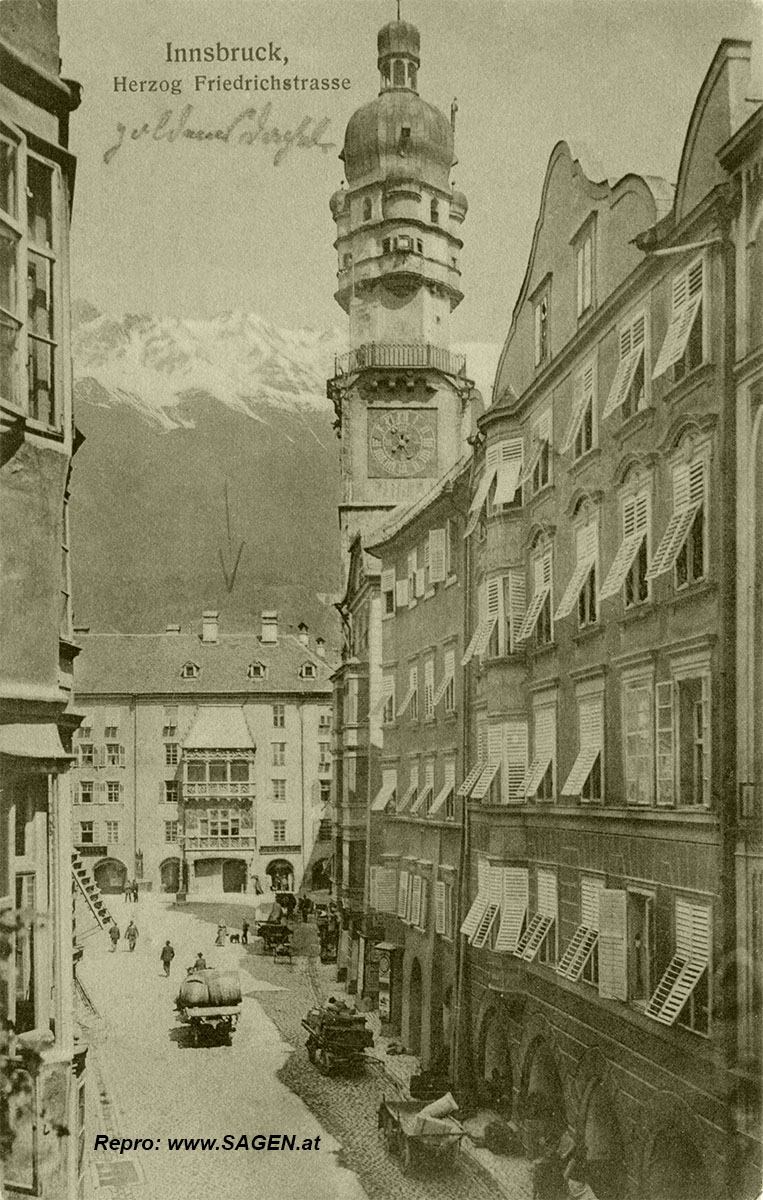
top-left (419, 879), bottom-right (429, 930)
top-left (538, 870), bottom-right (557, 919)
top-left (429, 529), bottom-right (446, 583)
top-left (582, 877), bottom-right (604, 930)
top-left (472, 725), bottom-right (503, 800)
top-left (461, 858), bottom-right (491, 937)
top-left (433, 649), bottom-right (455, 706)
top-left (562, 698), bottom-right (603, 796)
top-left (563, 359), bottom-right (597, 453)
top-left (524, 705), bottom-right (555, 796)
top-left (424, 659), bottom-right (435, 718)
top-left (371, 768), bottom-right (397, 812)
top-left (599, 493), bottom-right (648, 600)
top-left (647, 460), bottom-right (705, 580)
top-left (378, 868), bottom-right (398, 913)
top-left (159, 781), bottom-right (165, 802)
top-left (598, 889), bottom-right (628, 1000)
top-left (494, 867), bottom-right (528, 952)
top-left (462, 580), bottom-right (488, 664)
top-left (647, 899), bottom-right (710, 1024)
top-left (493, 438), bottom-right (524, 506)
top-left (655, 681), bottom-right (675, 805)
top-left (435, 881), bottom-right (446, 934)
top-left (395, 578), bottom-right (409, 608)
top-left (653, 261), bottom-right (704, 379)
top-left (603, 314), bottom-right (646, 419)
top-left (465, 445), bottom-right (501, 536)
top-left (516, 551), bottom-right (551, 642)
top-left (410, 876), bottom-right (422, 927)
top-left (397, 871), bottom-right (409, 918)
top-left (471, 866), bottom-right (503, 948)
top-left (507, 570), bottom-right (526, 652)
top-left (555, 520), bottom-right (598, 620)
top-left (504, 721), bottom-right (528, 803)
top-left (430, 758), bottom-right (456, 815)
top-left (520, 413), bottom-right (551, 487)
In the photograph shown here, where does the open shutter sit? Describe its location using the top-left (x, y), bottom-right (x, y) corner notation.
top-left (562, 360), bottom-right (596, 452)
top-left (433, 649), bottom-right (455, 706)
top-left (381, 569), bottom-right (396, 611)
top-left (524, 706), bottom-right (555, 796)
top-left (653, 262), bottom-right (703, 379)
top-left (507, 570), bottom-right (526, 652)
top-left (555, 521), bottom-right (597, 620)
top-left (159, 781), bottom-right (165, 802)
top-left (395, 578), bottom-right (409, 608)
top-left (647, 460), bottom-right (704, 580)
top-left (472, 725), bottom-right (503, 800)
top-left (504, 721), bottom-right (528, 803)
top-left (493, 438), bottom-right (524, 505)
top-left (461, 858), bottom-right (491, 937)
top-left (464, 446), bottom-right (500, 536)
top-left (410, 876), bottom-right (423, 927)
top-left (562, 698), bottom-right (603, 796)
top-left (520, 414), bottom-right (551, 488)
top-left (419, 879), bottom-right (429, 930)
top-left (599, 494), bottom-right (648, 600)
top-left (397, 871), bottom-right (409, 919)
top-left (603, 315), bottom-right (645, 419)
top-left (435, 881), bottom-right (446, 934)
top-left (119, 745), bottom-right (126, 768)
top-left (655, 681), bottom-right (675, 805)
top-left (471, 866), bottom-right (502, 948)
top-left (429, 529), bottom-right (446, 583)
top-left (598, 889), bottom-right (628, 1000)
top-left (494, 867), bottom-right (528, 952)
top-left (377, 868), bottom-right (398, 913)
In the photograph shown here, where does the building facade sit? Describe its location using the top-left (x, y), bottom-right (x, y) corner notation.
top-left (363, 461), bottom-right (468, 1071)
top-left (457, 41), bottom-right (760, 1200)
top-left (70, 613), bottom-right (333, 900)
top-left (0, 3), bottom-right (84, 1196)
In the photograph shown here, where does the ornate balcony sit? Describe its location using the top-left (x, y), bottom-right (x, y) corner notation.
top-left (184, 835), bottom-right (256, 851)
top-left (332, 342), bottom-right (467, 379)
top-left (182, 782), bottom-right (254, 798)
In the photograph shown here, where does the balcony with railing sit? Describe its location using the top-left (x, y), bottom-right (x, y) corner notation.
top-left (184, 835), bottom-right (257, 851)
top-left (183, 782), bottom-right (255, 799)
top-left (332, 342), bottom-right (467, 380)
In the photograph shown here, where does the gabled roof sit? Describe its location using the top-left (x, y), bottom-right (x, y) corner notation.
top-left (366, 455), bottom-right (471, 552)
top-left (183, 706), bottom-right (256, 749)
top-left (74, 633), bottom-right (334, 697)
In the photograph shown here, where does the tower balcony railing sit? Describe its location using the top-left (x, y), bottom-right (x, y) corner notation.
top-left (333, 342), bottom-right (467, 379)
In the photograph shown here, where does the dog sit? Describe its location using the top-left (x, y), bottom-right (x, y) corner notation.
top-left (229, 933), bottom-right (241, 944)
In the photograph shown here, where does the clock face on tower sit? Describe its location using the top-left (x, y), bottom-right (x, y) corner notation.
top-left (367, 408), bottom-right (438, 478)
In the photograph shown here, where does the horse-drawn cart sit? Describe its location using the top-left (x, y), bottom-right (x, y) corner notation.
top-left (175, 968), bottom-right (241, 1047)
top-left (301, 1002), bottom-right (373, 1075)
top-left (377, 1095), bottom-right (463, 1174)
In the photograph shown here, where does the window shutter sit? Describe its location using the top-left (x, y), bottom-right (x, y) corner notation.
top-left (555, 520), bottom-right (598, 620)
top-left (603, 313), bottom-right (646, 419)
top-left (435, 881), bottom-right (446, 934)
top-left (415, 567), bottom-right (427, 597)
top-left (524, 705), bottom-right (555, 796)
top-left (98, 747), bottom-right (106, 769)
top-left (433, 649), bottom-right (455, 706)
top-left (537, 870), bottom-right (557, 919)
top-left (507, 570), bottom-right (526, 652)
top-left (461, 858), bottom-right (491, 937)
top-left (410, 875), bottom-right (422, 927)
top-left (652, 260), bottom-right (703, 379)
top-left (395, 578), bottom-right (409, 607)
top-left (581, 877), bottom-right (604, 930)
top-left (493, 438), bottom-right (524, 506)
top-left (429, 529), bottom-right (446, 583)
top-left (381, 569), bottom-right (396, 607)
top-left (598, 889), bottom-right (628, 1000)
top-left (397, 871), bottom-right (409, 918)
top-left (471, 866), bottom-right (502, 948)
top-left (472, 725), bottom-right (503, 799)
top-left (504, 721), bottom-right (528, 802)
top-left (561, 697), bottom-right (603, 796)
top-left (494, 867), bottom-right (528, 952)
top-left (419, 879), bottom-right (429, 930)
top-left (424, 659), bottom-right (434, 717)
top-left (599, 494), bottom-right (648, 600)
top-left (119, 746), bottom-right (126, 768)
top-left (378, 868), bottom-right (398, 913)
top-left (655, 681), bottom-right (675, 805)
top-left (647, 460), bottom-right (705, 580)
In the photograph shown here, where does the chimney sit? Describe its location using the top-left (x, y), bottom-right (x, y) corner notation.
top-left (260, 611), bottom-right (278, 644)
top-left (315, 637), bottom-right (326, 658)
top-left (297, 621), bottom-right (309, 647)
top-left (201, 611), bottom-right (219, 644)
top-left (165, 623), bottom-right (181, 634)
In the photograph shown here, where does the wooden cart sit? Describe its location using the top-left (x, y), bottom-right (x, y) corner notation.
top-left (301, 1004), bottom-right (373, 1075)
top-left (178, 1003), bottom-right (241, 1047)
top-left (377, 1096), bottom-right (463, 1174)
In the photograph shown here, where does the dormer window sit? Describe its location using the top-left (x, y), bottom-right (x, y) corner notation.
top-left (181, 661), bottom-right (199, 679)
top-left (362, 197), bottom-right (372, 222)
top-left (430, 199), bottom-right (439, 225)
top-left (300, 662), bottom-right (317, 679)
top-left (248, 662), bottom-right (267, 679)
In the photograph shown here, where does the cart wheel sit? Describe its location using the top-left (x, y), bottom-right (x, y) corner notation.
top-left (316, 1048), bottom-right (332, 1075)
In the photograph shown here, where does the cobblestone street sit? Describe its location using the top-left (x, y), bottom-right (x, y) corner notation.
top-left (78, 895), bottom-right (528, 1200)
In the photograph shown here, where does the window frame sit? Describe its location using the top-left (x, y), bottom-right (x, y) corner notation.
top-left (574, 217), bottom-right (596, 319)
top-left (533, 280), bottom-right (551, 369)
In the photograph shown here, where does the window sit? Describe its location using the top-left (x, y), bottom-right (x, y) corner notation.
top-left (423, 659), bottom-right (435, 720)
top-left (647, 456), bottom-right (706, 588)
top-left (555, 516), bottom-right (598, 627)
top-left (164, 780), bottom-right (178, 803)
top-left (557, 876), bottom-right (603, 983)
top-left (79, 781), bottom-right (94, 804)
top-left (381, 675), bottom-right (396, 725)
top-left (433, 648), bottom-right (455, 712)
top-left (398, 761), bottom-right (419, 812)
top-left (199, 809), bottom-right (241, 839)
top-left (381, 569), bottom-right (395, 616)
top-left (576, 223), bottom-right (594, 317)
top-left (78, 725), bottom-right (92, 741)
top-left (653, 257), bottom-right (705, 382)
top-left (162, 707), bottom-right (178, 738)
top-left (515, 869), bottom-right (557, 963)
top-left (104, 724), bottom-right (119, 740)
top-left (165, 743), bottom-right (178, 766)
top-left (646, 898), bottom-right (710, 1033)
top-left (408, 664), bottom-right (419, 722)
top-left (272, 742), bottom-right (286, 766)
top-left (79, 743), bottom-right (95, 767)
top-left (106, 743), bottom-right (123, 767)
top-left (428, 527), bottom-right (447, 585)
top-left (628, 891), bottom-right (655, 1006)
top-left (79, 821), bottom-right (94, 845)
top-left (522, 411), bottom-right (551, 494)
top-left (429, 757), bottom-right (456, 817)
top-left (186, 760), bottom-right (204, 783)
top-left (677, 675), bottom-right (710, 807)
top-left (464, 439), bottom-right (523, 538)
top-left (524, 700), bottom-right (556, 801)
top-left (623, 678), bottom-right (653, 805)
top-left (533, 288), bottom-right (550, 367)
top-left (445, 517), bottom-right (458, 577)
top-left (106, 781), bottom-right (121, 804)
top-left (319, 711), bottom-right (331, 730)
top-left (562, 358), bottom-right (596, 459)
top-left (319, 780), bottom-right (331, 805)
top-left (272, 779), bottom-right (286, 803)
top-left (300, 662), bottom-right (316, 679)
top-left (319, 742), bottom-right (331, 772)
top-left (209, 760), bottom-right (226, 782)
top-left (435, 879), bottom-right (455, 939)
top-left (562, 695), bottom-right (603, 802)
top-left (430, 198), bottom-right (439, 224)
top-left (272, 819), bottom-right (286, 843)
top-left (164, 820), bottom-right (178, 843)
top-left (599, 488), bottom-right (650, 608)
top-left (180, 661), bottom-right (199, 679)
top-left (416, 238), bottom-right (423, 254)
top-left (603, 311), bottom-right (647, 421)
top-left (230, 759), bottom-right (249, 782)
top-left (273, 704), bottom-right (285, 728)
top-left (362, 197), bottom-right (372, 222)
top-left (1, 130), bottom-right (61, 425)
top-left (371, 768), bottom-right (397, 812)
top-left (382, 237), bottom-right (391, 254)
top-left (516, 546), bottom-right (553, 646)
top-left (105, 821), bottom-right (119, 845)
top-left (247, 662), bottom-right (266, 679)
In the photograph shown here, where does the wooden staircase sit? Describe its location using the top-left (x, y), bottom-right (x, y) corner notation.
top-left (72, 853), bottom-right (115, 953)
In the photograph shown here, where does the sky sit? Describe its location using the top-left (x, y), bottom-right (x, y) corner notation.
top-left (59, 0), bottom-right (762, 351)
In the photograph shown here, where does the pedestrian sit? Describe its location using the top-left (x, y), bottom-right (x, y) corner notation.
top-left (125, 920), bottom-right (139, 952)
top-left (123, 880), bottom-right (130, 903)
top-left (160, 940), bottom-right (175, 976)
top-left (241, 920), bottom-right (249, 946)
top-left (193, 952), bottom-right (207, 970)
top-left (214, 923), bottom-right (227, 947)
top-left (131, 879), bottom-right (139, 903)
top-left (109, 923), bottom-right (120, 952)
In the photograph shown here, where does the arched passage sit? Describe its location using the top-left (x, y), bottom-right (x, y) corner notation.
top-left (520, 1037), bottom-right (567, 1154)
top-left (159, 858), bottom-right (180, 893)
top-left (93, 858), bottom-right (127, 894)
top-left (646, 1127), bottom-right (711, 1200)
top-left (478, 1006), bottom-right (512, 1115)
top-left (265, 859), bottom-right (294, 892)
top-left (581, 1083), bottom-right (626, 1200)
top-left (408, 957), bottom-right (423, 1057)
top-left (222, 860), bottom-right (247, 893)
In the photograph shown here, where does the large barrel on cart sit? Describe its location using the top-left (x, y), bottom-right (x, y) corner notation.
top-left (176, 969), bottom-right (242, 1046)
top-left (301, 1002), bottom-right (373, 1075)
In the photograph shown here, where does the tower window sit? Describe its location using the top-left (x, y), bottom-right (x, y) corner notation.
top-left (382, 238), bottom-right (391, 254)
top-left (342, 253), bottom-right (352, 268)
top-left (408, 64), bottom-right (417, 89)
top-left (416, 239), bottom-right (423, 254)
top-left (362, 197), bottom-right (372, 222)
top-left (393, 60), bottom-right (405, 87)
top-left (430, 199), bottom-right (439, 225)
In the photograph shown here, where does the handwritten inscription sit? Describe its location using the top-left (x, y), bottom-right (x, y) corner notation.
top-left (103, 103), bottom-right (336, 167)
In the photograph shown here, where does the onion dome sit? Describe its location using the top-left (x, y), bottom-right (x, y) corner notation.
top-left (342, 91), bottom-right (454, 188)
top-left (450, 188), bottom-right (468, 220)
top-left (377, 20), bottom-right (420, 71)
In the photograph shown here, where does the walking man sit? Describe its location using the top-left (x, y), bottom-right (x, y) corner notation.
top-left (241, 920), bottom-right (249, 946)
top-left (109, 923), bottom-right (120, 952)
top-left (125, 920), bottom-right (139, 952)
top-left (160, 940), bottom-right (175, 976)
